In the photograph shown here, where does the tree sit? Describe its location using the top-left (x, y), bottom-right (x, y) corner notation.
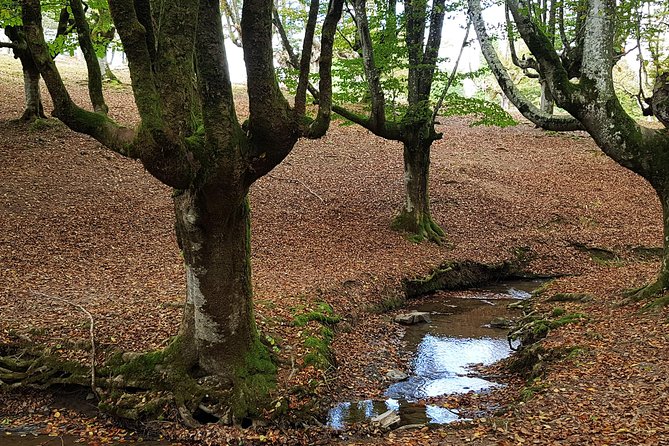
top-left (468, 0), bottom-right (583, 130)
top-left (329, 0), bottom-right (449, 244)
top-left (88, 0), bottom-right (120, 83)
top-left (18, 0), bottom-right (342, 421)
top-left (481, 0), bottom-right (669, 299)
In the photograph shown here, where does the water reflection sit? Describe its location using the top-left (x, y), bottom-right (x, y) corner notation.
top-left (328, 280), bottom-right (543, 429)
top-left (327, 398), bottom-right (461, 429)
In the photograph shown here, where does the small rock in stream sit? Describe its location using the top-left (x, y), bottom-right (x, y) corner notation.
top-left (385, 369), bottom-right (408, 381)
top-left (371, 409), bottom-right (401, 429)
top-left (489, 317), bottom-right (513, 328)
top-left (394, 312), bottom-right (431, 325)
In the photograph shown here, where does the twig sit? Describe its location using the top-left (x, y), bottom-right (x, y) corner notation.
top-left (288, 355), bottom-right (297, 381)
top-left (267, 174), bottom-right (324, 202)
top-left (30, 291), bottom-right (97, 397)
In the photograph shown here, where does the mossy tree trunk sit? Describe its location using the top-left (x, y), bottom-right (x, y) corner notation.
top-left (173, 187), bottom-right (256, 375)
top-left (20, 54), bottom-right (45, 121)
top-left (20, 0), bottom-right (339, 420)
top-left (332, 0), bottom-right (447, 244)
top-left (393, 119), bottom-right (444, 244)
top-left (98, 55), bottom-right (120, 82)
top-left (540, 80), bottom-right (554, 114)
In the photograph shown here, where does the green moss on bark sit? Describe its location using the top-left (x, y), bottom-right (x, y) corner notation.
top-left (231, 338), bottom-right (277, 419)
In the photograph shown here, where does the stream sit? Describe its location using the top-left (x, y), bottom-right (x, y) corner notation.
top-left (327, 279), bottom-right (543, 429)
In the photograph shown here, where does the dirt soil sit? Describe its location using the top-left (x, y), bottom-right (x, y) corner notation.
top-left (1, 53), bottom-right (669, 445)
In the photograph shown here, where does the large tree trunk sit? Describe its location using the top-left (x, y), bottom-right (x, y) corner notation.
top-left (173, 186), bottom-right (274, 419)
top-left (393, 134), bottom-right (445, 244)
top-left (20, 54), bottom-right (45, 121)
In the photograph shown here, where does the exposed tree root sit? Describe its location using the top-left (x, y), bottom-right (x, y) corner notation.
top-left (0, 341), bottom-right (243, 428)
top-left (622, 277), bottom-right (669, 303)
top-left (391, 211), bottom-right (447, 245)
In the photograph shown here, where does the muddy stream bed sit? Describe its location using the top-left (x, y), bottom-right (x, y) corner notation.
top-left (328, 279), bottom-right (543, 429)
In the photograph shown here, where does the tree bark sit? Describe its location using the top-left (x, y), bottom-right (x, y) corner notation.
top-left (5, 26), bottom-right (45, 121)
top-left (539, 79), bottom-right (554, 114)
top-left (19, 52), bottom-right (45, 121)
top-left (173, 187), bottom-right (275, 418)
top-left (392, 132), bottom-right (444, 244)
top-left (468, 0), bottom-right (583, 131)
top-left (98, 55), bottom-right (120, 82)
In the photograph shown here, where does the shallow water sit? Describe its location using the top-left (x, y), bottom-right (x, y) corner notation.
top-left (328, 280), bottom-right (542, 429)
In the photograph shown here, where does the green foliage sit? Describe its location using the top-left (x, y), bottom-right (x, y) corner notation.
top-left (438, 92), bottom-right (517, 127)
top-left (0, 1), bottom-right (21, 27)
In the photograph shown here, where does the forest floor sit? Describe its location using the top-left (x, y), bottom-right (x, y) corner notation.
top-left (1, 53), bottom-right (669, 445)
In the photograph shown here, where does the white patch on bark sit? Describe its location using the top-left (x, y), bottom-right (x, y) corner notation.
top-left (582, 0), bottom-right (613, 96)
top-left (185, 207), bottom-right (198, 225)
top-left (404, 166), bottom-right (414, 212)
top-left (186, 265), bottom-right (222, 344)
top-left (228, 310), bottom-right (239, 336)
top-left (23, 69), bottom-right (40, 112)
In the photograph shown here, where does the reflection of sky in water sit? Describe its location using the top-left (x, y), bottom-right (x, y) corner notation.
top-left (507, 288), bottom-right (532, 299)
top-left (326, 283), bottom-right (542, 429)
top-left (328, 399), bottom-right (400, 430)
top-left (415, 335), bottom-right (511, 377)
top-left (386, 335), bottom-right (511, 399)
top-left (425, 405), bottom-right (461, 424)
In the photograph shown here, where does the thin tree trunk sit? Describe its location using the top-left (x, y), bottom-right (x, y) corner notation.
top-left (98, 55), bottom-right (120, 82)
top-left (540, 80), bottom-right (554, 114)
top-left (20, 54), bottom-right (45, 121)
top-left (393, 134), bottom-right (444, 244)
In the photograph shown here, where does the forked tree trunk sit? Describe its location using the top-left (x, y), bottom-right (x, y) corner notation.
top-left (20, 54), bottom-right (45, 121)
top-left (393, 135), bottom-right (445, 244)
top-left (173, 186), bottom-right (274, 417)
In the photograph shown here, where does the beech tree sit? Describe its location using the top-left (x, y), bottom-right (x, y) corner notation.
top-left (326, 0), bottom-right (449, 243)
top-left (17, 0), bottom-right (342, 421)
top-left (468, 0), bottom-right (583, 131)
top-left (476, 0), bottom-right (669, 299)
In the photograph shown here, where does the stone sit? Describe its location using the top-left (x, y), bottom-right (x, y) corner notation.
top-left (489, 317), bottom-right (513, 329)
top-left (371, 409), bottom-right (401, 429)
top-left (394, 312), bottom-right (431, 325)
top-left (385, 369), bottom-right (408, 381)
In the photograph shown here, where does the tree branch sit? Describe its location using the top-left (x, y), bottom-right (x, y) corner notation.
top-left (506, 0), bottom-right (580, 108)
top-left (419, 0), bottom-right (446, 99)
top-left (469, 0), bottom-right (583, 131)
top-left (352, 0), bottom-right (386, 131)
top-left (22, 0), bottom-right (136, 152)
top-left (70, 0), bottom-right (108, 113)
top-left (332, 104), bottom-right (401, 140)
top-left (194, 0), bottom-right (243, 175)
top-left (305, 0), bottom-right (344, 138)
top-left (243, 0), bottom-right (299, 181)
top-left (0, 41), bottom-right (19, 49)
top-left (294, 0), bottom-right (320, 117)
top-left (272, 8), bottom-right (321, 100)
top-left (432, 20), bottom-right (471, 124)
